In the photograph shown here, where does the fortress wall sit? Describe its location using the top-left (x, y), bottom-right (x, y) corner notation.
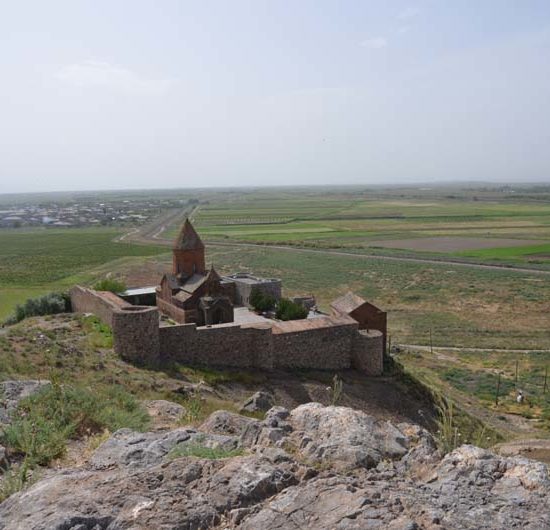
top-left (71, 285), bottom-right (384, 374)
top-left (159, 323), bottom-right (273, 369)
top-left (112, 306), bottom-right (160, 365)
top-left (351, 329), bottom-right (384, 376)
top-left (272, 322), bottom-right (357, 370)
top-left (70, 286), bottom-right (129, 327)
top-left (157, 323), bottom-right (197, 364)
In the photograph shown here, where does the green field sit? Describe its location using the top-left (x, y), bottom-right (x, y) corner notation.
top-left (161, 188), bottom-right (550, 269)
top-left (0, 228), bottom-right (166, 319)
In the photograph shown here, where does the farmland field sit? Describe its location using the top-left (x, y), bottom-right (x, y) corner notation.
top-left (367, 237), bottom-right (546, 252)
top-left (160, 187), bottom-right (550, 269)
top-left (0, 228), bottom-right (166, 319)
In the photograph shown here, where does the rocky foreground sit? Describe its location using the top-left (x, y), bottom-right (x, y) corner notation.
top-left (1, 398), bottom-right (549, 529)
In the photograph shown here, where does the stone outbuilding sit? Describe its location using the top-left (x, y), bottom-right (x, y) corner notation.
top-left (331, 292), bottom-right (387, 353)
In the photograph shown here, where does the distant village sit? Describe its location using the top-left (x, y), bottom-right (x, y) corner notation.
top-left (0, 197), bottom-right (199, 229)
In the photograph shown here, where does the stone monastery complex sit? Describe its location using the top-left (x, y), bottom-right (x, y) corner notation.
top-left (71, 219), bottom-right (387, 375)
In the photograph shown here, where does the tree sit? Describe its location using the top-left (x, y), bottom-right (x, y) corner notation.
top-left (4, 292), bottom-right (69, 325)
top-left (249, 287), bottom-right (276, 312)
top-left (93, 278), bottom-right (127, 294)
top-left (275, 298), bottom-right (308, 321)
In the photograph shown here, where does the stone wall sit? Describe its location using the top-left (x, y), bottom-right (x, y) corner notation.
top-left (350, 304), bottom-right (387, 354)
top-left (159, 322), bottom-right (273, 368)
top-left (272, 320), bottom-right (357, 370)
top-left (156, 297), bottom-right (189, 323)
top-left (112, 306), bottom-right (160, 365)
top-left (70, 286), bottom-right (129, 327)
top-left (351, 329), bottom-right (384, 376)
top-left (222, 274), bottom-right (282, 306)
top-left (71, 286), bottom-right (384, 374)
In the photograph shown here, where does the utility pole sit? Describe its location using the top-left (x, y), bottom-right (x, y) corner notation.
top-left (495, 373), bottom-right (501, 406)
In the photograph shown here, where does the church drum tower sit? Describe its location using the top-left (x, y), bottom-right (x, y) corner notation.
top-left (172, 218), bottom-right (206, 278)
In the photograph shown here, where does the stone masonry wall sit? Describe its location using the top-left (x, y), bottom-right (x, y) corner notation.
top-left (226, 277), bottom-right (282, 306)
top-left (159, 322), bottom-right (273, 369)
top-left (156, 297), bottom-right (189, 323)
top-left (70, 286), bottom-right (129, 327)
top-left (112, 306), bottom-right (160, 365)
top-left (272, 322), bottom-right (357, 370)
top-left (71, 286), bottom-right (384, 374)
top-left (351, 329), bottom-right (384, 376)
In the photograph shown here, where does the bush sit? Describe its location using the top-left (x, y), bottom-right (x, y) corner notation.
top-left (4, 292), bottom-right (69, 325)
top-left (0, 464), bottom-right (37, 503)
top-left (249, 287), bottom-right (276, 312)
top-left (81, 315), bottom-right (113, 348)
top-left (276, 298), bottom-right (308, 321)
top-left (93, 278), bottom-right (127, 293)
top-left (1, 383), bottom-right (149, 467)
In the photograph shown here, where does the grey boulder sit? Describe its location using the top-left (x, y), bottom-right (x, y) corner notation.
top-left (200, 410), bottom-right (260, 436)
top-left (0, 380), bottom-right (51, 425)
top-left (239, 391), bottom-right (274, 414)
top-left (90, 427), bottom-right (239, 470)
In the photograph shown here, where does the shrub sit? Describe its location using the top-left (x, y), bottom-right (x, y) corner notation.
top-left (4, 292), bottom-right (69, 325)
top-left (1, 383), bottom-right (149, 467)
top-left (0, 464), bottom-right (37, 503)
top-left (93, 278), bottom-right (127, 294)
top-left (249, 287), bottom-right (276, 312)
top-left (276, 298), bottom-right (308, 321)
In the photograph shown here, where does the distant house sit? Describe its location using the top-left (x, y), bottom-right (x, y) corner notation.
top-left (1, 216), bottom-right (23, 227)
top-left (331, 292), bottom-right (387, 352)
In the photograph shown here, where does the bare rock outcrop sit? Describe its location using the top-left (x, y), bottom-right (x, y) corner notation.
top-left (0, 403), bottom-right (548, 530)
top-left (0, 380), bottom-right (50, 426)
top-left (242, 446), bottom-right (550, 529)
top-left (0, 455), bottom-right (298, 530)
top-left (144, 399), bottom-right (186, 430)
top-left (90, 427), bottom-right (239, 470)
top-left (239, 391), bottom-right (274, 414)
top-left (200, 410), bottom-right (259, 436)
top-left (241, 403), bottom-right (429, 471)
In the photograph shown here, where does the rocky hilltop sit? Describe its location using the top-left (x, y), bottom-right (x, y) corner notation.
top-left (1, 397), bottom-right (548, 530)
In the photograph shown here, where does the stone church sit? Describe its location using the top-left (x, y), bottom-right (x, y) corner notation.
top-left (156, 219), bottom-right (282, 325)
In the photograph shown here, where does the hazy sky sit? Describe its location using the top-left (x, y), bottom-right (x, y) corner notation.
top-left (2, 1), bottom-right (550, 193)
